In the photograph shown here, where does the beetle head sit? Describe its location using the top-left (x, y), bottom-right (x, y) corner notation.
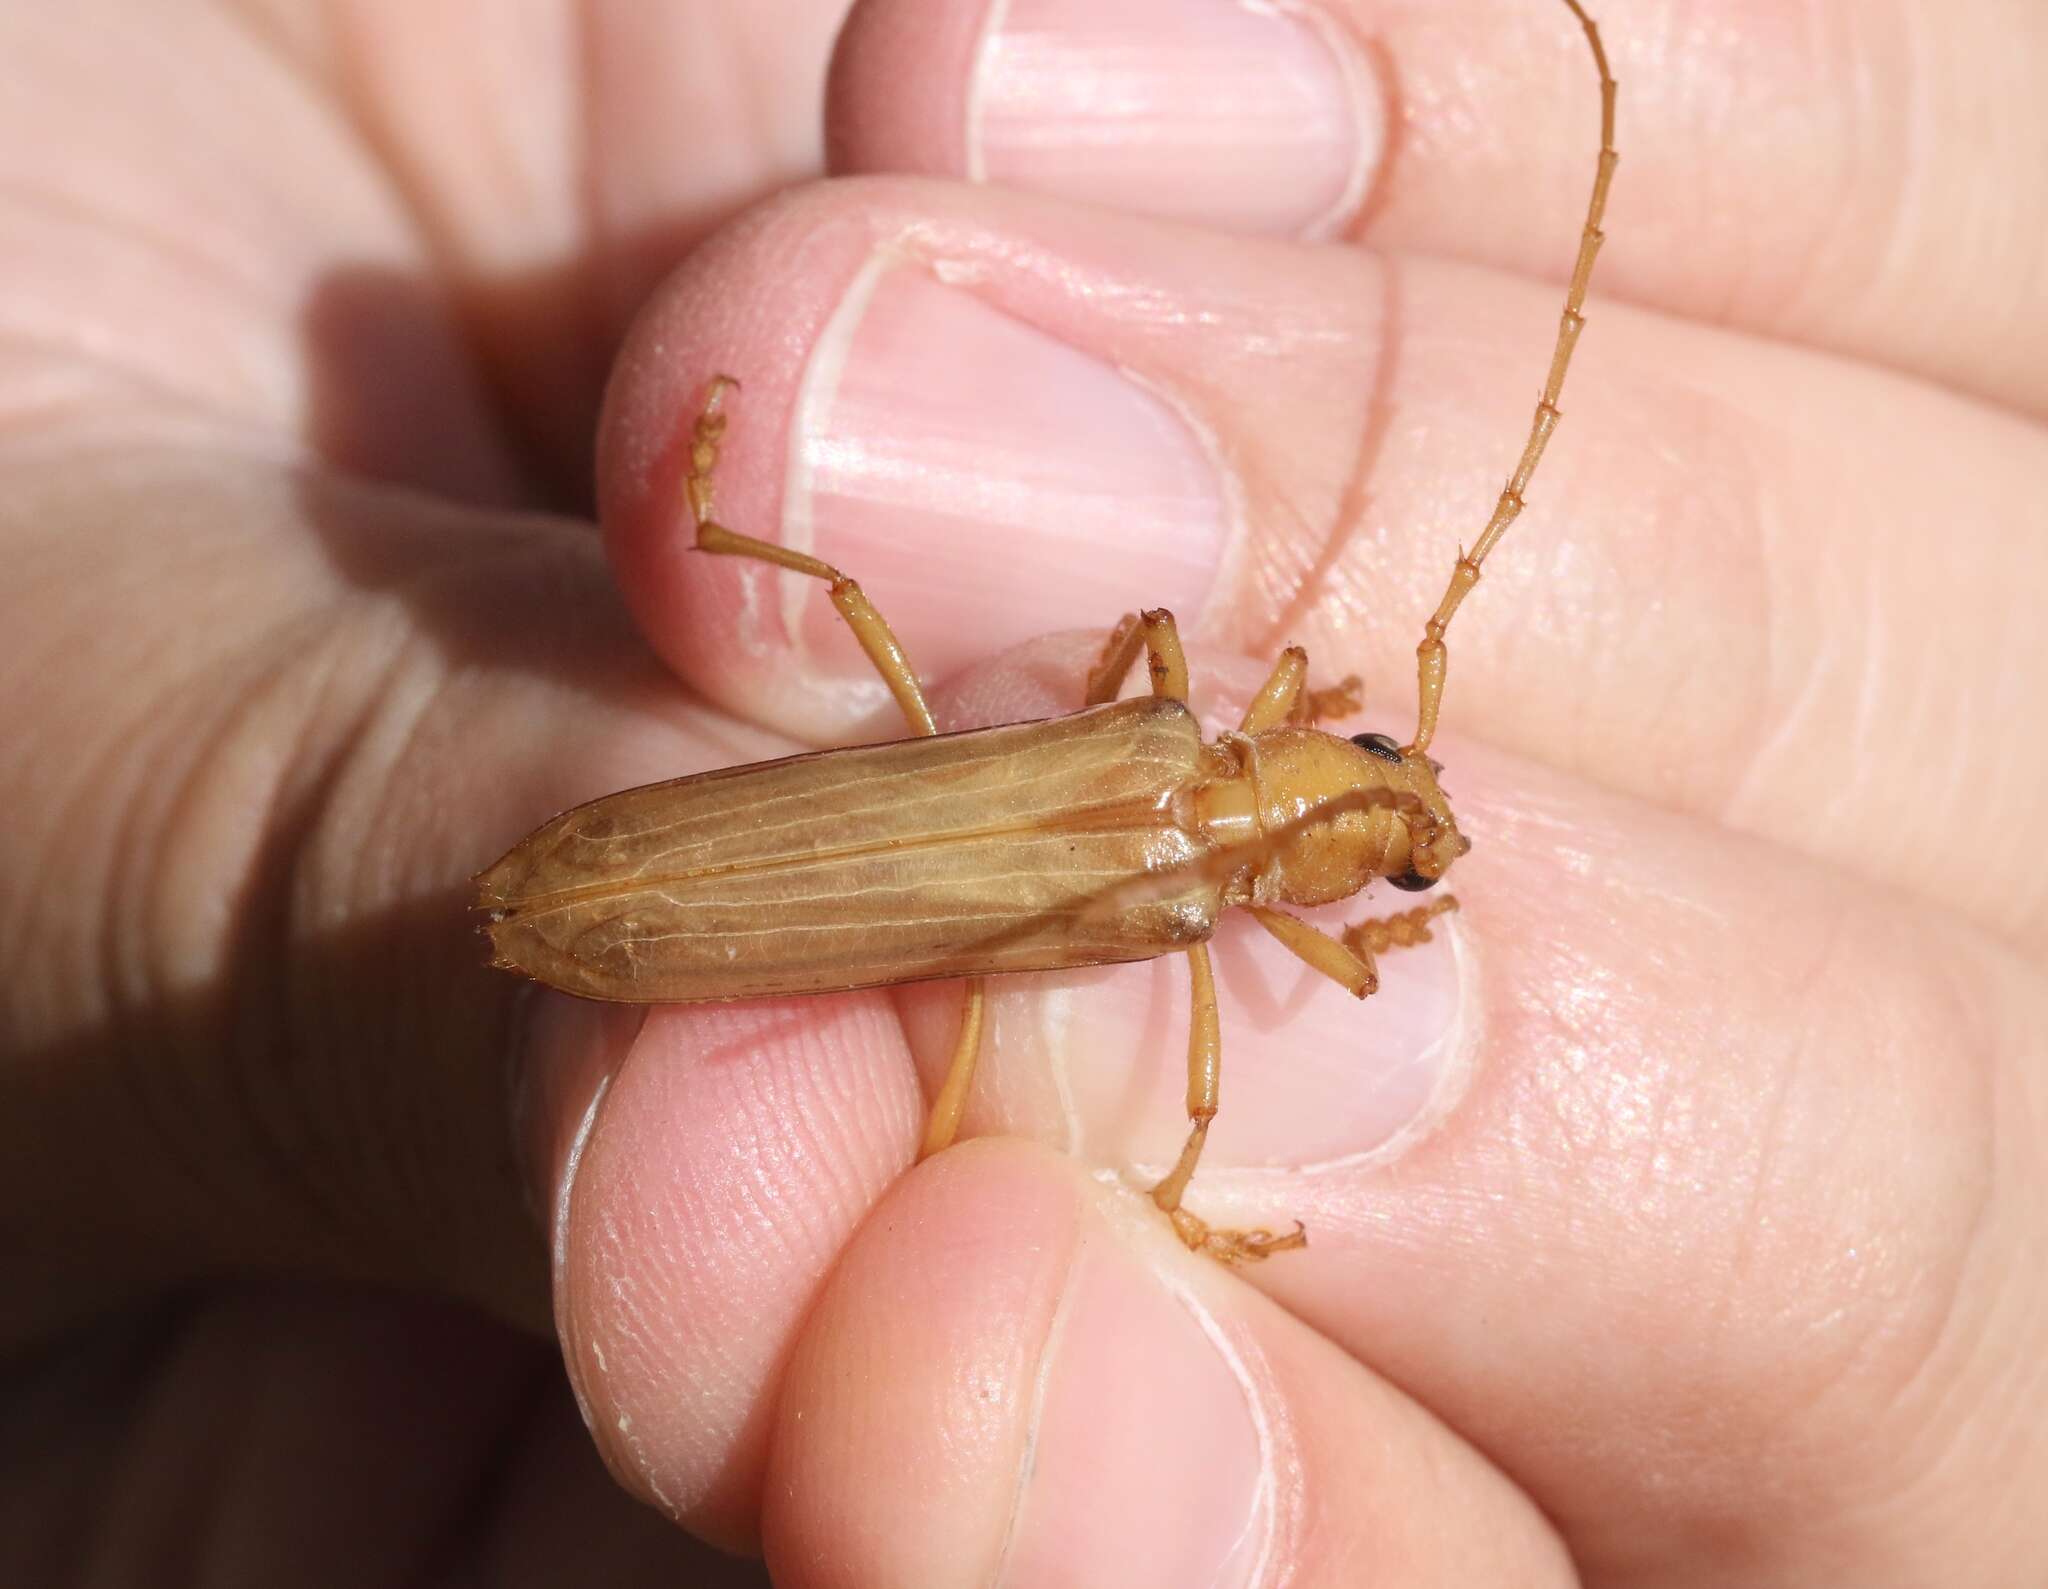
top-left (1241, 727), bottom-right (1470, 908)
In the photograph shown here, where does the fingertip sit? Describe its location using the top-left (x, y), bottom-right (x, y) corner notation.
top-left (825, 0), bottom-right (985, 182)
top-left (764, 1139), bottom-right (1084, 1588)
top-left (763, 1139), bottom-right (1572, 1587)
top-left (596, 182), bottom-right (1247, 745)
top-left (830, 0), bottom-right (1383, 241)
top-left (551, 993), bottom-right (922, 1546)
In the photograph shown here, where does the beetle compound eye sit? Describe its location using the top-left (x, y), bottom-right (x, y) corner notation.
top-left (1351, 732), bottom-right (1404, 764)
top-left (1389, 869), bottom-right (1437, 892)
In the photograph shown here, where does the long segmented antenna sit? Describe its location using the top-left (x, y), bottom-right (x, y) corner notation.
top-left (1407, 0), bottom-right (1617, 755)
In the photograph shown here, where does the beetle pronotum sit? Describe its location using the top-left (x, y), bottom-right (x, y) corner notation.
top-left (480, 0), bottom-right (1617, 1261)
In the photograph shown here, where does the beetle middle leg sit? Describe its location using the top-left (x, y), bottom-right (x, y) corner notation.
top-left (1237, 646), bottom-right (1364, 733)
top-left (1090, 618), bottom-right (1360, 728)
top-left (683, 376), bottom-right (988, 1160)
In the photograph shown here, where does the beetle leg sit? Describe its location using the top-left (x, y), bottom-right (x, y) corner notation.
top-left (1343, 896), bottom-right (1459, 962)
top-left (1084, 609), bottom-right (1188, 704)
top-left (1149, 942), bottom-right (1308, 1264)
top-left (1238, 647), bottom-right (1307, 733)
top-left (918, 976), bottom-right (986, 1160)
top-left (1248, 906), bottom-right (1378, 996)
top-left (684, 376), bottom-right (989, 1155)
top-left (1248, 898), bottom-right (1456, 998)
top-left (1236, 647), bottom-right (1367, 733)
top-left (1293, 673), bottom-right (1364, 726)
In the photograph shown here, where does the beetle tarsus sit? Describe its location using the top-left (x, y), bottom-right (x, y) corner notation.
top-left (1167, 1208), bottom-right (1310, 1264)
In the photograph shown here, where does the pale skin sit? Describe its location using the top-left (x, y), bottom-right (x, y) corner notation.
top-left (3, 2), bottom-right (2047, 1587)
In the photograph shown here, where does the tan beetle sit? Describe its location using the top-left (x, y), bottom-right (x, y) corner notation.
top-left (480, 0), bottom-right (1617, 1260)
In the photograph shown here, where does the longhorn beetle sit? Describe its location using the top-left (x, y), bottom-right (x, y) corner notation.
top-left (480, 0), bottom-right (1617, 1260)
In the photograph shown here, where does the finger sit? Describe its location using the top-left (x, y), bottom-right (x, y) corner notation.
top-left (872, 701), bottom-right (2048, 1581)
top-left (762, 1139), bottom-right (1574, 1588)
top-left (539, 994), bottom-right (924, 1549)
top-left (826, 0), bottom-right (1380, 243)
top-left (1213, 739), bottom-right (2048, 1584)
top-left (597, 177), bottom-right (2048, 954)
top-left (946, 724), bottom-right (2048, 1580)
top-left (829, 0), bottom-right (2048, 416)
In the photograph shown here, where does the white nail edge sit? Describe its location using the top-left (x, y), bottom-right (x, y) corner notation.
top-left (1116, 363), bottom-right (1247, 637)
top-left (964, 0), bottom-right (1013, 184)
top-left (1286, 906), bottom-right (1481, 1177)
top-left (780, 246), bottom-right (906, 721)
top-left (552, 1069), bottom-right (612, 1435)
top-left (1247, 0), bottom-right (1382, 242)
top-left (1157, 1270), bottom-right (1291, 1589)
top-left (1118, 910), bottom-right (1482, 1197)
top-left (963, 0), bottom-right (1378, 243)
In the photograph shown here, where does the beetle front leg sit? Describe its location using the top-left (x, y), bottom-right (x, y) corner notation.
top-left (1343, 897), bottom-right (1459, 962)
top-left (1149, 942), bottom-right (1308, 1264)
top-left (1249, 898), bottom-right (1456, 999)
top-left (1237, 647), bottom-right (1366, 733)
top-left (683, 376), bottom-right (988, 1159)
top-left (687, 392), bottom-right (937, 737)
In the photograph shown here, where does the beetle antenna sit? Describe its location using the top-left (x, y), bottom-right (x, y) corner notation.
top-left (1408, 0), bottom-right (1616, 755)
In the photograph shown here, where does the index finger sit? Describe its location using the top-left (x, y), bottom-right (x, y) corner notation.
top-left (828, 0), bottom-right (2048, 417)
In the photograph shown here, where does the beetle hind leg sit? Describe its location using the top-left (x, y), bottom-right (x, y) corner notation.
top-left (1148, 943), bottom-right (1309, 1264)
top-left (683, 376), bottom-right (990, 1160)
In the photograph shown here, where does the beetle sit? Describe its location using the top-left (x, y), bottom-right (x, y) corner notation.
top-left (479, 0), bottom-right (1617, 1261)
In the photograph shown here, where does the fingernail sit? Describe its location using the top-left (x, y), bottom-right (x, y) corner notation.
top-left (1001, 1236), bottom-right (1272, 1587)
top-left (510, 991), bottom-right (644, 1245)
top-left (969, 0), bottom-right (1382, 240)
top-left (784, 262), bottom-right (1229, 699)
top-left (1053, 897), bottom-right (1473, 1175)
top-left (510, 993), bottom-right (643, 1437)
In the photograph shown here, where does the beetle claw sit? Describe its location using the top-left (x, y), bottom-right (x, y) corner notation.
top-left (1167, 1209), bottom-right (1309, 1264)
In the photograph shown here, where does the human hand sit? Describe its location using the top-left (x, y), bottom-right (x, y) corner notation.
top-left (6, 1), bottom-right (2045, 1585)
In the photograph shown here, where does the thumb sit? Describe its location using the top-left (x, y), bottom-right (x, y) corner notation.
top-left (0, 446), bottom-right (698, 1337)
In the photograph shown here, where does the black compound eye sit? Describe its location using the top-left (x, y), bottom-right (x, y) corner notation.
top-left (1388, 869), bottom-right (1437, 892)
top-left (1350, 731), bottom-right (1404, 764)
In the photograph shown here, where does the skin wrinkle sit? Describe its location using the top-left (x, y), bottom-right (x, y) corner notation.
top-left (334, 610), bottom-right (447, 913)
top-left (1254, 251), bottom-right (1395, 654)
top-left (216, 0), bottom-right (337, 127)
top-left (990, 1214), bottom-right (1082, 1587)
top-left (1849, 4), bottom-right (1916, 326)
top-left (1704, 946), bottom-right (1814, 1346)
top-left (0, 192), bottom-right (292, 429)
top-left (2, 476), bottom-right (254, 1010)
top-left (311, 10), bottom-right (490, 296)
top-left (117, 620), bottom-right (364, 1231)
